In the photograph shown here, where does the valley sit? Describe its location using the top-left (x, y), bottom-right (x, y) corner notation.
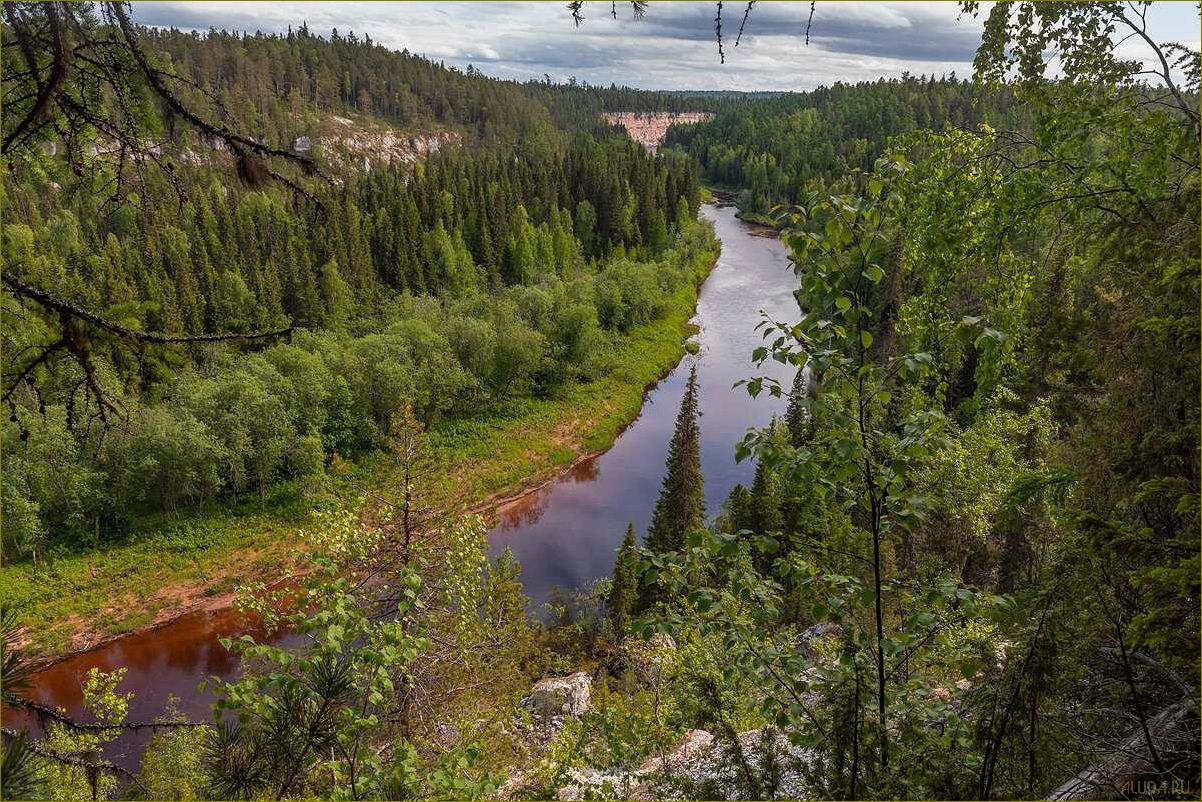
top-left (1, 4), bottom-right (1197, 801)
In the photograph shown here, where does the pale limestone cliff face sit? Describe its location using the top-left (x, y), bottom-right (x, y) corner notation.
top-left (316, 114), bottom-right (461, 170)
top-left (602, 111), bottom-right (714, 152)
top-left (99, 114), bottom-right (460, 174)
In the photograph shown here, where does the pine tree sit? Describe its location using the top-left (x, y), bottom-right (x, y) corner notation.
top-left (645, 362), bottom-right (704, 555)
top-left (608, 522), bottom-right (639, 637)
top-left (319, 259), bottom-right (354, 327)
top-left (647, 209), bottom-right (670, 256)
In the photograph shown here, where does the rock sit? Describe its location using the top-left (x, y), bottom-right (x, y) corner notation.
top-left (1049, 699), bottom-right (1198, 800)
top-left (623, 633), bottom-right (677, 685)
top-left (801, 622), bottom-right (842, 641)
top-left (649, 727), bottom-right (811, 800)
top-left (317, 123), bottom-right (461, 169)
top-left (600, 111), bottom-right (715, 152)
top-left (649, 632), bottom-right (677, 651)
top-left (520, 671), bottom-right (593, 719)
top-left (556, 727), bottom-right (813, 800)
top-left (433, 721), bottom-right (459, 745)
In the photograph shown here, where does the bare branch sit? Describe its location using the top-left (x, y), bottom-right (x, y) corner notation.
top-left (105, 2), bottom-right (327, 182)
top-left (716, 1), bottom-right (725, 64)
top-left (2, 726), bottom-right (150, 795)
top-left (2, 272), bottom-right (292, 345)
top-left (735, 1), bottom-right (755, 47)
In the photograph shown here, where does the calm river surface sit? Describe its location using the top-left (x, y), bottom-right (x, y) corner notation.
top-left (489, 204), bottom-right (798, 605)
top-left (13, 203), bottom-right (798, 770)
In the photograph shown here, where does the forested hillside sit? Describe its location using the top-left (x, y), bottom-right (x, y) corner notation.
top-left (136, 24), bottom-right (721, 148)
top-left (665, 76), bottom-right (1029, 219)
top-left (619, 6), bottom-right (1199, 799)
top-left (1, 17), bottom-right (703, 564)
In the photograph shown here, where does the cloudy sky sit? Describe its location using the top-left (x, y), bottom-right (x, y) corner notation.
top-left (130, 1), bottom-right (1200, 92)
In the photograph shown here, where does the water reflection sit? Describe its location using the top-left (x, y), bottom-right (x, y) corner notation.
top-left (498, 487), bottom-right (552, 529)
top-left (568, 457), bottom-right (600, 484)
top-left (9, 606), bottom-right (299, 771)
top-left (496, 456), bottom-right (604, 530)
top-left (488, 204), bottom-right (798, 607)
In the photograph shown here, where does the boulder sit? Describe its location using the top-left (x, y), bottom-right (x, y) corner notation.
top-left (520, 671), bottom-right (593, 719)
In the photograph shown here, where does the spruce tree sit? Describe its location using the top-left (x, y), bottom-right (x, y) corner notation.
top-left (784, 366), bottom-right (812, 448)
top-left (645, 362), bottom-right (704, 555)
top-left (748, 455), bottom-right (784, 573)
top-left (726, 483), bottom-right (754, 533)
top-left (608, 522), bottom-right (639, 637)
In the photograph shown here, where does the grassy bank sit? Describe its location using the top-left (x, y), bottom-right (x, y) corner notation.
top-left (700, 182), bottom-right (782, 229)
top-left (734, 209), bottom-right (782, 228)
top-left (0, 236), bottom-right (720, 661)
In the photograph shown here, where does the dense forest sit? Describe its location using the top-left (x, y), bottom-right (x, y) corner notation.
top-left (2, 2), bottom-right (1199, 801)
top-left (137, 24), bottom-right (721, 147)
top-left (664, 76), bottom-right (1031, 219)
top-left (630, 5), bottom-right (1200, 799)
top-left (1, 18), bottom-right (703, 560)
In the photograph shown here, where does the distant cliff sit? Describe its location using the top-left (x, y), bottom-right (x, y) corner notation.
top-left (602, 111), bottom-right (715, 152)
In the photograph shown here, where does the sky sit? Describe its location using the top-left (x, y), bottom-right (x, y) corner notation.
top-left (130, 1), bottom-right (1201, 92)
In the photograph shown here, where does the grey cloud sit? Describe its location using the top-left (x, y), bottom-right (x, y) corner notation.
top-left (623, 3), bottom-right (980, 62)
top-left (133, 3), bottom-right (281, 33)
top-left (460, 39), bottom-right (622, 71)
top-left (128, 2), bottom-right (1193, 92)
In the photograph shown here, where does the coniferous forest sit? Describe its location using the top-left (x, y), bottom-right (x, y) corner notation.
top-left (1, 3), bottom-right (1199, 801)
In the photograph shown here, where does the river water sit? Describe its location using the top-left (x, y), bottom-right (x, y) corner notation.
top-left (489, 204), bottom-right (799, 606)
top-left (12, 203), bottom-right (798, 770)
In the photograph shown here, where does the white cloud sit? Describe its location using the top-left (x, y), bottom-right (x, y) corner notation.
top-left (129, 1), bottom-right (1199, 92)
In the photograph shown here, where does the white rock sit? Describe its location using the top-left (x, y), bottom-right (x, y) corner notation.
top-left (521, 671), bottom-right (593, 719)
top-left (557, 727), bottom-right (813, 800)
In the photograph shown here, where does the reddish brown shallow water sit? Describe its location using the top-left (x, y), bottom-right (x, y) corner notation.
top-left (7, 607), bottom-right (303, 770)
top-left (13, 204), bottom-right (798, 771)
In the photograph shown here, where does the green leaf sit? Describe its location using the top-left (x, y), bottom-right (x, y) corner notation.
top-left (861, 330), bottom-right (874, 348)
top-left (835, 296), bottom-right (851, 312)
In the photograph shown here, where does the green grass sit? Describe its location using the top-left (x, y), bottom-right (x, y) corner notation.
top-left (734, 209), bottom-right (782, 228)
top-left (1, 241), bottom-right (720, 660)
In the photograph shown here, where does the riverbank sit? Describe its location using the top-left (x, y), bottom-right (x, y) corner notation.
top-left (702, 187), bottom-right (781, 235)
top-left (0, 232), bottom-right (721, 665)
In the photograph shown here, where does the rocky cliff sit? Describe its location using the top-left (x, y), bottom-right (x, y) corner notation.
top-left (602, 111), bottom-right (714, 152)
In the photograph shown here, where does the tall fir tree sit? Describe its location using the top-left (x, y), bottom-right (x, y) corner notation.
top-left (784, 366), bottom-right (811, 448)
top-left (746, 452), bottom-right (784, 572)
top-left (645, 362), bottom-right (704, 555)
top-left (608, 522), bottom-right (639, 637)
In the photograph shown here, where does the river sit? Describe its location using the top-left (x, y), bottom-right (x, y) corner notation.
top-left (489, 204), bottom-right (798, 606)
top-left (11, 203), bottom-right (799, 771)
